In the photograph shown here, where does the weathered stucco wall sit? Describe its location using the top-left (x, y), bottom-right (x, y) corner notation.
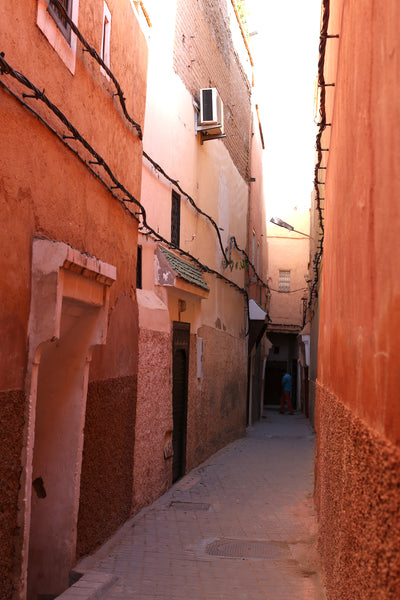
top-left (76, 375), bottom-right (137, 558)
top-left (317, 0), bottom-right (400, 443)
top-left (315, 386), bottom-right (400, 599)
top-left (186, 325), bottom-right (247, 469)
top-left (0, 390), bottom-right (25, 599)
top-left (0, 1), bottom-right (147, 596)
top-left (267, 210), bottom-right (310, 328)
top-left (315, 0), bottom-right (400, 597)
top-left (133, 328), bottom-right (173, 513)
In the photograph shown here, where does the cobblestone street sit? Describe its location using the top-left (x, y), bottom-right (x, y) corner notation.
top-left (60, 411), bottom-right (325, 600)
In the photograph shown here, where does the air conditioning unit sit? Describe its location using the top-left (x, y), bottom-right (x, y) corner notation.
top-left (199, 88), bottom-right (224, 134)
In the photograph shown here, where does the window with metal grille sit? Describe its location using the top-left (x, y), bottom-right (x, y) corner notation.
top-left (278, 270), bottom-right (291, 292)
top-left (48, 0), bottom-right (72, 43)
top-left (171, 191), bottom-right (181, 247)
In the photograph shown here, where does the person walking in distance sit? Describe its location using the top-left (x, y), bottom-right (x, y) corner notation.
top-left (280, 371), bottom-right (294, 415)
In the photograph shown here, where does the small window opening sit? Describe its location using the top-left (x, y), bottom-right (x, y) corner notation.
top-left (279, 270), bottom-right (291, 293)
top-left (48, 0), bottom-right (72, 43)
top-left (136, 245), bottom-right (142, 289)
top-left (171, 191), bottom-right (181, 247)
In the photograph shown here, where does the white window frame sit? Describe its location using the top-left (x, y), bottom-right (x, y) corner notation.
top-left (100, 1), bottom-right (112, 79)
top-left (36, 0), bottom-right (80, 75)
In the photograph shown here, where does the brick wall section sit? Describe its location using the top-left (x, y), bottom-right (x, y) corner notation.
top-left (315, 384), bottom-right (400, 600)
top-left (0, 390), bottom-right (25, 600)
top-left (173, 0), bottom-right (252, 182)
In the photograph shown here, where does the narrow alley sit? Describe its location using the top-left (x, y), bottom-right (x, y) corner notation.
top-left (61, 412), bottom-right (324, 600)
top-left (2, 1), bottom-right (400, 598)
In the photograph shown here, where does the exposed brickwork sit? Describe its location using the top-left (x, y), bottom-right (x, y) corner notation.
top-left (315, 383), bottom-right (400, 599)
top-left (76, 376), bottom-right (137, 559)
top-left (0, 389), bottom-right (25, 600)
top-left (173, 0), bottom-right (252, 182)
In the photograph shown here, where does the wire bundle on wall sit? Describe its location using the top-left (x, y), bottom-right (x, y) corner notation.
top-left (1, 0), bottom-right (271, 328)
top-left (304, 0), bottom-right (338, 325)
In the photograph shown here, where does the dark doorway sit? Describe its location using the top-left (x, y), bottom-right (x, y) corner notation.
top-left (264, 360), bottom-right (286, 406)
top-left (172, 322), bottom-right (190, 482)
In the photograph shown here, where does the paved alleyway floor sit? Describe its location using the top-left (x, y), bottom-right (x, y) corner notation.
top-left (71, 410), bottom-right (325, 600)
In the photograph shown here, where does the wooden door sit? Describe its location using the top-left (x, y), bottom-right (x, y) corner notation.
top-left (172, 322), bottom-right (190, 482)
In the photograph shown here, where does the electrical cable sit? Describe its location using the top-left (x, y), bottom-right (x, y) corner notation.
top-left (1, 1), bottom-right (272, 325)
top-left (303, 0), bottom-right (337, 326)
top-left (0, 51), bottom-right (256, 329)
top-left (270, 287), bottom-right (308, 294)
top-left (46, 0), bottom-right (271, 304)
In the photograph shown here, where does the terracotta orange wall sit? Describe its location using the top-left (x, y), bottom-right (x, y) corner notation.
top-left (315, 0), bottom-right (400, 597)
top-left (318, 0), bottom-right (400, 443)
top-left (1, 0), bottom-right (147, 391)
top-left (0, 1), bottom-right (147, 595)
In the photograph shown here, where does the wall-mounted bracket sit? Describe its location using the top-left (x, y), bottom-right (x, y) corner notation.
top-left (194, 109), bottom-right (225, 144)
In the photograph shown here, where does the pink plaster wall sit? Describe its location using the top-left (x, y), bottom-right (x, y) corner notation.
top-left (315, 0), bottom-right (400, 597)
top-left (133, 328), bottom-right (173, 512)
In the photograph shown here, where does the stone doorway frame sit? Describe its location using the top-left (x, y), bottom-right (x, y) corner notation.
top-left (17, 238), bottom-right (116, 600)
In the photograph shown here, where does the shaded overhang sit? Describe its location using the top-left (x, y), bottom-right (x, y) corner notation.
top-left (267, 323), bottom-right (303, 334)
top-left (155, 246), bottom-right (210, 299)
top-left (248, 298), bottom-right (268, 352)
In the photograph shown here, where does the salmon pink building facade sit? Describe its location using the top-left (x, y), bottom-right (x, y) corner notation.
top-left (265, 210), bottom-right (311, 412)
top-left (133, 0), bottom-right (269, 510)
top-left (312, 0), bottom-right (400, 597)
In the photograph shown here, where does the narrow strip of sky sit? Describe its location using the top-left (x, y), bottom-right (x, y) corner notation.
top-left (246, 0), bottom-right (321, 218)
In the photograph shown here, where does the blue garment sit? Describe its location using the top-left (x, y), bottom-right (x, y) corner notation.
top-left (282, 373), bottom-right (291, 392)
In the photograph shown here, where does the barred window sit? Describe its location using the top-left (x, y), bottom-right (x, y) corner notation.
top-left (48, 0), bottom-right (72, 43)
top-left (279, 270), bottom-right (291, 293)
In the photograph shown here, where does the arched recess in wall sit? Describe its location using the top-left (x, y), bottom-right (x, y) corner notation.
top-left (19, 238), bottom-right (116, 600)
